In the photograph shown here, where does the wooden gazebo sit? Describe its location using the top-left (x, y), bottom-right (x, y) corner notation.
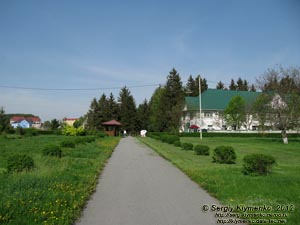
top-left (102, 120), bottom-right (122, 136)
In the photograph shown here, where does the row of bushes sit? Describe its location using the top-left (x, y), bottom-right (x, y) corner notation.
top-left (149, 134), bottom-right (276, 176)
top-left (179, 132), bottom-right (300, 138)
top-left (6, 136), bottom-right (97, 173)
top-left (3, 127), bottom-right (108, 137)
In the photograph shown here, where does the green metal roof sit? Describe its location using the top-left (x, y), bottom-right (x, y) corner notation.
top-left (185, 89), bottom-right (261, 111)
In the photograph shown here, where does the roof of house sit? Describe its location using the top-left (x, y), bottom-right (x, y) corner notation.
top-left (10, 116), bottom-right (41, 123)
top-left (10, 116), bottom-right (25, 122)
top-left (102, 120), bottom-right (122, 126)
top-left (26, 117), bottom-right (41, 122)
top-left (184, 89), bottom-right (261, 111)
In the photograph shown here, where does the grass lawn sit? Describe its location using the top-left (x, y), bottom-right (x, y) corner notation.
top-left (0, 135), bottom-right (120, 225)
top-left (138, 136), bottom-right (300, 225)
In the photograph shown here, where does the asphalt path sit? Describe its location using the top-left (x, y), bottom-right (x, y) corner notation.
top-left (75, 137), bottom-right (234, 225)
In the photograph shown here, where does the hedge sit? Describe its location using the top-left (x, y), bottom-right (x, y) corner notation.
top-left (179, 132), bottom-right (300, 138)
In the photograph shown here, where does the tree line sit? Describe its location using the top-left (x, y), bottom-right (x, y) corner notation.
top-left (84, 68), bottom-right (259, 133)
top-left (1, 66), bottom-right (299, 142)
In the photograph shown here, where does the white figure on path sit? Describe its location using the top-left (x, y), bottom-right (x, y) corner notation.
top-left (140, 130), bottom-right (147, 137)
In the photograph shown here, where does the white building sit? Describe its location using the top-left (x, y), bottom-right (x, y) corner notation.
top-left (181, 89), bottom-right (261, 132)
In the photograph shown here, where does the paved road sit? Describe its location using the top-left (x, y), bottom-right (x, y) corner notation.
top-left (76, 137), bottom-right (227, 225)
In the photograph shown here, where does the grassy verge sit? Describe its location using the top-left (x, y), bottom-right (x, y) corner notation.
top-left (138, 136), bottom-right (300, 225)
top-left (0, 135), bottom-right (120, 225)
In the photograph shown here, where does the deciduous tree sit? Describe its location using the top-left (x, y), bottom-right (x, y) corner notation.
top-left (224, 95), bottom-right (246, 130)
top-left (256, 66), bottom-right (300, 143)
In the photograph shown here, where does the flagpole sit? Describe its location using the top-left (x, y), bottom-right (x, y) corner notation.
top-left (199, 76), bottom-right (202, 140)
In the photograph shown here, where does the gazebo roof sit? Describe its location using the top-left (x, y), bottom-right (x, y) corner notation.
top-left (102, 120), bottom-right (122, 126)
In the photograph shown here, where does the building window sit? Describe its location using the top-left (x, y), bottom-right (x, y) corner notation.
top-left (204, 112), bottom-right (212, 118)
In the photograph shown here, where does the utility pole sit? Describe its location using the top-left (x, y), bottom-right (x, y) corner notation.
top-left (199, 75), bottom-right (202, 140)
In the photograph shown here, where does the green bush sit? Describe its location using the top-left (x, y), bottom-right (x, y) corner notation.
top-left (43, 145), bottom-right (63, 158)
top-left (243, 154), bottom-right (276, 175)
top-left (24, 128), bottom-right (38, 136)
top-left (213, 146), bottom-right (236, 164)
top-left (181, 142), bottom-right (194, 151)
top-left (74, 136), bottom-right (96, 144)
top-left (160, 134), bottom-right (179, 144)
top-left (194, 145), bottom-right (210, 155)
top-left (7, 154), bottom-right (35, 173)
top-left (179, 132), bottom-right (300, 138)
top-left (60, 140), bottom-right (75, 148)
top-left (173, 141), bottom-right (182, 147)
top-left (15, 127), bottom-right (25, 135)
top-left (62, 125), bottom-right (86, 136)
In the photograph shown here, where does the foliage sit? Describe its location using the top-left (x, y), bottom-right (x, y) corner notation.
top-left (24, 128), bottom-right (38, 136)
top-left (60, 140), bottom-right (75, 148)
top-left (173, 140), bottom-right (181, 147)
top-left (148, 87), bottom-right (166, 131)
top-left (0, 106), bottom-right (9, 133)
top-left (74, 136), bottom-right (96, 144)
top-left (194, 144), bottom-right (210, 155)
top-left (86, 93), bottom-right (120, 130)
top-left (212, 146), bottom-right (236, 164)
top-left (224, 95), bottom-right (246, 130)
top-left (136, 99), bottom-right (150, 131)
top-left (43, 145), bottom-right (63, 158)
top-left (253, 93), bottom-right (273, 131)
top-left (216, 81), bottom-right (225, 90)
top-left (73, 117), bottom-right (85, 128)
top-left (228, 78), bottom-right (254, 91)
top-left (181, 142), bottom-right (194, 151)
top-left (256, 66), bottom-right (300, 143)
top-left (243, 154), bottom-right (276, 175)
top-left (42, 119), bottom-right (61, 131)
top-left (185, 75), bottom-right (208, 96)
top-left (159, 68), bottom-right (185, 131)
top-left (179, 131), bottom-right (300, 138)
top-left (0, 135), bottom-right (120, 225)
top-left (119, 87), bottom-right (137, 133)
top-left (62, 125), bottom-right (86, 136)
top-left (87, 129), bottom-right (107, 138)
top-left (161, 134), bottom-right (180, 144)
top-left (7, 154), bottom-right (35, 173)
top-left (15, 127), bottom-right (25, 135)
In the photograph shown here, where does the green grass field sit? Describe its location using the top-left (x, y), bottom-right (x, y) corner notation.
top-left (138, 136), bottom-right (300, 225)
top-left (0, 135), bottom-right (120, 225)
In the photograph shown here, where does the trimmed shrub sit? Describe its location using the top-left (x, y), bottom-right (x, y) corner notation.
top-left (194, 145), bottom-right (210, 155)
top-left (243, 154), bottom-right (276, 175)
top-left (213, 146), bottom-right (236, 164)
top-left (7, 154), bottom-right (35, 173)
top-left (181, 142), bottom-right (194, 151)
top-left (43, 145), bottom-right (63, 158)
top-left (60, 140), bottom-right (75, 148)
top-left (173, 141), bottom-right (182, 147)
top-left (160, 134), bottom-right (180, 144)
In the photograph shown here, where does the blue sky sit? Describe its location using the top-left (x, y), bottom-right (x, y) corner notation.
top-left (0, 0), bottom-right (299, 121)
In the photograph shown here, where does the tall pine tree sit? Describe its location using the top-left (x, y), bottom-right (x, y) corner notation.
top-left (160, 68), bottom-right (185, 131)
top-left (118, 87), bottom-right (137, 133)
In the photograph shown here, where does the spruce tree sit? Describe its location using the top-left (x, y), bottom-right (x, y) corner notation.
top-left (137, 99), bottom-right (150, 131)
top-left (216, 81), bottom-right (225, 89)
top-left (160, 68), bottom-right (185, 131)
top-left (229, 79), bottom-right (236, 90)
top-left (118, 87), bottom-right (137, 133)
